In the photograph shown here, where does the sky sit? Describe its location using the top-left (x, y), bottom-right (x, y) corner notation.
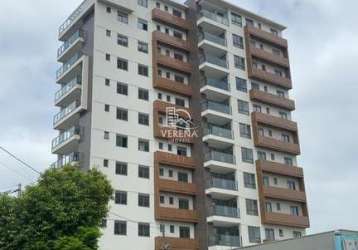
top-left (0, 0), bottom-right (357, 234)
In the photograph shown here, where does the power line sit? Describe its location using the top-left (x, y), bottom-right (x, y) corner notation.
top-left (0, 161), bottom-right (35, 182)
top-left (0, 146), bottom-right (41, 175)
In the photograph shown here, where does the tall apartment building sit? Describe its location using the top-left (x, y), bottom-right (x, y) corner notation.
top-left (51, 0), bottom-right (309, 249)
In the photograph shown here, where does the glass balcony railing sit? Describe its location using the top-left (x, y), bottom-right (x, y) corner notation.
top-left (53, 101), bottom-right (80, 125)
top-left (51, 152), bottom-right (80, 168)
top-left (204, 124), bottom-right (233, 139)
top-left (205, 150), bottom-right (235, 164)
top-left (199, 31), bottom-right (227, 46)
top-left (52, 126), bottom-right (80, 150)
top-left (211, 205), bottom-right (240, 218)
top-left (55, 77), bottom-right (81, 102)
top-left (209, 177), bottom-right (238, 190)
top-left (58, 0), bottom-right (90, 36)
top-left (57, 30), bottom-right (84, 58)
top-left (209, 234), bottom-right (241, 247)
top-left (201, 100), bottom-right (231, 114)
top-left (56, 52), bottom-right (83, 80)
top-left (199, 9), bottom-right (229, 26)
top-left (201, 77), bottom-right (229, 91)
top-left (200, 54), bottom-right (228, 68)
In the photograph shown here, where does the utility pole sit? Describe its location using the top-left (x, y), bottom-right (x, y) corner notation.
top-left (17, 183), bottom-right (22, 197)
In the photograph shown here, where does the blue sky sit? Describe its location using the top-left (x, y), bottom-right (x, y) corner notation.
top-left (0, 0), bottom-right (357, 234)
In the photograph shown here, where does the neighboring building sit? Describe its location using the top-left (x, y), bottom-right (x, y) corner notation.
top-left (236, 230), bottom-right (358, 250)
top-left (51, 0), bottom-right (309, 249)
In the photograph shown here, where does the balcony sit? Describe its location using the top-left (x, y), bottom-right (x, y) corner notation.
top-left (53, 101), bottom-right (81, 130)
top-left (198, 9), bottom-right (229, 27)
top-left (152, 8), bottom-right (191, 30)
top-left (256, 160), bottom-right (304, 178)
top-left (199, 54), bottom-right (228, 71)
top-left (204, 125), bottom-right (233, 140)
top-left (250, 89), bottom-right (295, 111)
top-left (205, 151), bottom-right (235, 166)
top-left (153, 75), bottom-right (192, 97)
top-left (199, 31), bottom-right (227, 48)
top-left (210, 205), bottom-right (240, 218)
top-left (263, 212), bottom-right (309, 228)
top-left (57, 30), bottom-right (85, 62)
top-left (55, 77), bottom-right (82, 107)
top-left (248, 67), bottom-right (292, 89)
top-left (155, 206), bottom-right (198, 223)
top-left (201, 101), bottom-right (231, 115)
top-left (263, 186), bottom-right (307, 203)
top-left (153, 100), bottom-right (192, 119)
top-left (51, 127), bottom-right (80, 154)
top-left (208, 177), bottom-right (238, 191)
top-left (56, 52), bottom-right (83, 83)
top-left (154, 151), bottom-right (195, 169)
top-left (252, 112), bottom-right (298, 132)
top-left (203, 124), bottom-right (234, 149)
top-left (155, 237), bottom-right (198, 250)
top-left (153, 31), bottom-right (191, 52)
top-left (249, 46), bottom-right (289, 68)
top-left (200, 77), bottom-right (230, 101)
top-left (209, 234), bottom-right (241, 247)
top-left (51, 152), bottom-right (80, 168)
top-left (245, 25), bottom-right (288, 48)
top-left (155, 53), bottom-right (192, 74)
top-left (253, 134), bottom-right (300, 155)
top-left (157, 178), bottom-right (197, 195)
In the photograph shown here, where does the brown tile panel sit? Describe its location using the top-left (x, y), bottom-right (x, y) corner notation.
top-left (263, 212), bottom-right (310, 228)
top-left (252, 111), bottom-right (298, 132)
top-left (154, 151), bottom-right (196, 169)
top-left (256, 160), bottom-right (303, 178)
top-left (152, 8), bottom-right (191, 30)
top-left (153, 75), bottom-right (193, 97)
top-left (156, 206), bottom-right (199, 223)
top-left (153, 100), bottom-right (192, 119)
top-left (157, 178), bottom-right (197, 195)
top-left (250, 47), bottom-right (289, 68)
top-left (156, 53), bottom-right (193, 74)
top-left (155, 237), bottom-right (199, 250)
top-left (254, 134), bottom-right (300, 155)
top-left (245, 26), bottom-right (288, 48)
top-left (250, 89), bottom-right (295, 111)
top-left (249, 67), bottom-right (292, 89)
top-left (153, 31), bottom-right (191, 52)
top-left (263, 186), bottom-right (307, 203)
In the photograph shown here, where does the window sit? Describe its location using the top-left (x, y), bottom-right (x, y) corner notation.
top-left (106, 7), bottom-right (111, 13)
top-left (236, 77), bottom-right (247, 92)
top-left (114, 220), bottom-right (127, 235)
top-left (168, 144), bottom-right (172, 151)
top-left (239, 123), bottom-right (251, 138)
top-left (115, 191), bottom-right (127, 205)
top-left (276, 202), bottom-right (281, 211)
top-left (103, 159), bottom-right (109, 167)
top-left (160, 224), bottom-right (165, 234)
top-left (117, 11), bottom-right (128, 24)
top-left (169, 197), bottom-right (174, 204)
top-left (287, 180), bottom-right (296, 190)
top-left (270, 28), bottom-right (278, 36)
top-left (284, 157), bottom-right (293, 166)
top-left (178, 172), bottom-right (189, 183)
top-left (271, 153), bottom-right (275, 161)
top-left (156, 2), bottom-right (160, 8)
top-left (231, 12), bottom-right (242, 26)
top-left (137, 0), bottom-right (148, 8)
top-left (253, 104), bottom-right (262, 112)
top-left (277, 90), bottom-right (285, 97)
top-left (279, 229), bottom-right (284, 237)
top-left (179, 226), bottom-right (190, 238)
top-left (160, 195), bottom-right (164, 203)
top-left (159, 168), bottom-right (164, 176)
top-left (105, 78), bottom-right (110, 86)
top-left (106, 53), bottom-right (111, 61)
top-left (232, 34), bottom-right (244, 49)
top-left (138, 139), bottom-right (149, 152)
top-left (137, 18), bottom-right (148, 31)
top-left (241, 147), bottom-right (253, 163)
top-left (279, 111), bottom-right (288, 119)
top-left (138, 165), bottom-right (149, 179)
top-left (178, 198), bottom-right (189, 209)
top-left (246, 199), bottom-right (258, 216)
top-left (106, 29), bottom-right (111, 37)
top-left (115, 161), bottom-right (127, 175)
top-left (173, 30), bottom-right (183, 39)
top-left (175, 74), bottom-right (185, 83)
top-left (138, 64), bottom-right (149, 76)
top-left (138, 88), bottom-right (149, 100)
top-left (257, 151), bottom-right (267, 160)
top-left (159, 142), bottom-right (163, 150)
top-left (116, 135), bottom-right (128, 148)
top-left (138, 193), bottom-right (150, 207)
top-left (173, 9), bottom-right (182, 18)
top-left (117, 34), bottom-right (128, 47)
top-left (175, 98), bottom-right (185, 107)
top-left (117, 58), bottom-right (128, 71)
top-left (170, 225), bottom-right (175, 233)
top-left (244, 173), bottom-right (256, 189)
top-left (272, 48), bottom-right (281, 56)
top-left (238, 99), bottom-right (249, 115)
top-left (265, 202), bottom-right (272, 212)
top-left (234, 55), bottom-right (245, 70)
top-left (168, 170), bottom-right (173, 177)
top-left (117, 82), bottom-right (128, 95)
top-left (263, 176), bottom-right (270, 187)
top-left (265, 228), bottom-right (275, 241)
top-left (293, 231), bottom-right (302, 238)
top-left (104, 131), bottom-right (110, 140)
top-left (116, 108), bottom-right (128, 121)
top-left (138, 223), bottom-right (150, 237)
top-left (281, 134), bottom-right (290, 143)
top-left (246, 18), bottom-right (254, 27)
top-left (251, 81), bottom-right (260, 90)
top-left (273, 177), bottom-right (278, 185)
top-left (290, 206), bottom-right (299, 216)
top-left (100, 219), bottom-right (107, 228)
top-left (138, 41), bottom-right (148, 53)
top-left (248, 226), bottom-right (261, 243)
top-left (104, 104), bottom-right (110, 112)
top-left (177, 146), bottom-right (187, 156)
top-left (138, 113), bottom-right (149, 126)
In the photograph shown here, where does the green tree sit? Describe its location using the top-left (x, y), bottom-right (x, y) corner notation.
top-left (0, 166), bottom-right (113, 250)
